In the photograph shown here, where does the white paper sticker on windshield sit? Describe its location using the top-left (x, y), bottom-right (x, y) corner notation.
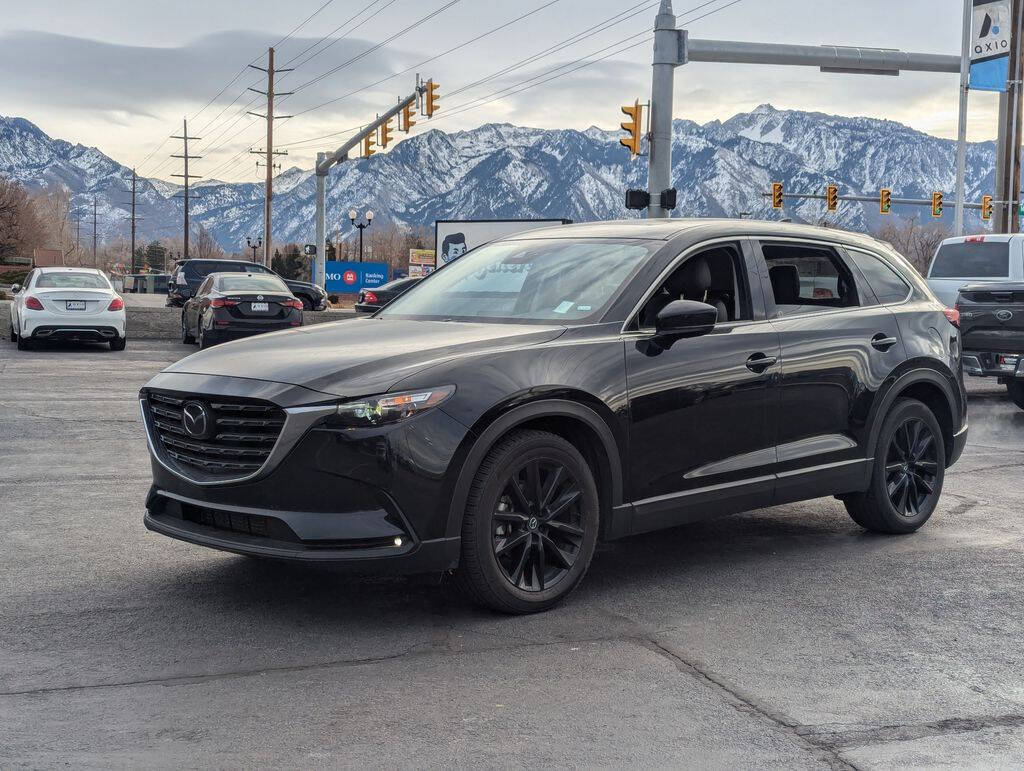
top-left (553, 300), bottom-right (574, 314)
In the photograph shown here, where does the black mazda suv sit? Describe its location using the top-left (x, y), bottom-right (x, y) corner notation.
top-left (141, 220), bottom-right (968, 614)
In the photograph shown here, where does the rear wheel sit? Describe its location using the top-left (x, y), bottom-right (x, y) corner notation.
top-left (109, 336), bottom-right (126, 351)
top-left (16, 332), bottom-right (31, 351)
top-left (1008, 381), bottom-right (1024, 411)
top-left (181, 313), bottom-right (195, 344)
top-left (454, 429), bottom-right (599, 614)
top-left (198, 319), bottom-right (212, 349)
top-left (844, 398), bottom-right (945, 534)
top-left (8, 325), bottom-right (15, 342)
top-left (300, 295), bottom-right (313, 311)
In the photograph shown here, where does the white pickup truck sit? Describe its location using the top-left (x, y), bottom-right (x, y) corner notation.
top-left (926, 234), bottom-right (1024, 307)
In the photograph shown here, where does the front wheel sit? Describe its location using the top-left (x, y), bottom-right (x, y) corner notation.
top-left (454, 429), bottom-right (600, 614)
top-left (844, 398), bottom-right (946, 534)
top-left (1008, 381), bottom-right (1024, 411)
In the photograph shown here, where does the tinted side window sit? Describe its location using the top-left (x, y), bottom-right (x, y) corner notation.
top-left (848, 250), bottom-right (911, 304)
top-left (761, 243), bottom-right (860, 315)
top-left (929, 242), bottom-right (1009, 278)
top-left (638, 243), bottom-right (752, 327)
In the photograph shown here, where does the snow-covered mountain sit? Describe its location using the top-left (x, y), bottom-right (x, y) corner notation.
top-left (0, 106), bottom-right (996, 251)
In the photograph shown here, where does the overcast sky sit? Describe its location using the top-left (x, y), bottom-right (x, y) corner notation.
top-left (0, 0), bottom-right (999, 182)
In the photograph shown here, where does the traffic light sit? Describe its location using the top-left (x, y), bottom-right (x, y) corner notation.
top-left (380, 117), bottom-right (393, 149)
top-left (363, 132), bottom-right (375, 158)
top-left (931, 191), bottom-right (943, 218)
top-left (771, 182), bottom-right (783, 209)
top-left (425, 79), bottom-right (439, 118)
top-left (879, 188), bottom-right (891, 214)
top-left (402, 102), bottom-right (416, 133)
top-left (619, 100), bottom-right (643, 157)
top-left (981, 194), bottom-right (993, 221)
top-left (825, 184), bottom-right (838, 212)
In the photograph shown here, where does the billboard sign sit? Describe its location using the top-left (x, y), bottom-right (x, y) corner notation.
top-left (324, 261), bottom-right (389, 293)
top-left (408, 249), bottom-right (436, 277)
top-left (434, 219), bottom-right (571, 266)
top-left (970, 0), bottom-right (1012, 91)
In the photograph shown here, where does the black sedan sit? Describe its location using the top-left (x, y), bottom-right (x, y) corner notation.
top-left (180, 272), bottom-right (303, 348)
top-left (354, 276), bottom-right (421, 314)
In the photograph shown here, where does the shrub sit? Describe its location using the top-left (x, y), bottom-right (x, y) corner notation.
top-left (0, 268), bottom-right (30, 286)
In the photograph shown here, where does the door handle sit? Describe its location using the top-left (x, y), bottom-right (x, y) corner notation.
top-left (745, 352), bottom-right (778, 373)
top-left (871, 333), bottom-right (898, 351)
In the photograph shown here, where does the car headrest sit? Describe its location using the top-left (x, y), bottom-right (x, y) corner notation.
top-left (666, 255), bottom-right (712, 299)
top-left (769, 264), bottom-right (801, 304)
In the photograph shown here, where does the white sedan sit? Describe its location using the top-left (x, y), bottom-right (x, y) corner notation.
top-left (9, 267), bottom-right (127, 351)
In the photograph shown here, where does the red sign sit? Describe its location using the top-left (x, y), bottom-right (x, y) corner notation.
top-left (343, 270), bottom-right (357, 285)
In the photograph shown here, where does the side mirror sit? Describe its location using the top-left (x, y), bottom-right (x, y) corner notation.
top-left (10, 284), bottom-right (21, 294)
top-left (655, 299), bottom-right (718, 339)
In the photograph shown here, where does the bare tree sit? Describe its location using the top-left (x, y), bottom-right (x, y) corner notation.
top-left (0, 176), bottom-right (44, 263)
top-left (33, 184), bottom-right (78, 264)
top-left (873, 215), bottom-right (950, 275)
top-left (191, 223), bottom-right (224, 260)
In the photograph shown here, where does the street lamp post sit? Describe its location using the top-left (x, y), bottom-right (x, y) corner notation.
top-left (245, 236), bottom-right (263, 263)
top-left (348, 209), bottom-right (374, 262)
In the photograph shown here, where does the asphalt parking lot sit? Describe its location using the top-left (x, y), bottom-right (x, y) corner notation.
top-left (2, 338), bottom-right (1023, 768)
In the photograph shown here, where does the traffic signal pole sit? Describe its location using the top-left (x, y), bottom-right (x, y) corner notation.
top-left (642, 1), bottom-right (960, 219)
top-left (313, 85), bottom-right (425, 287)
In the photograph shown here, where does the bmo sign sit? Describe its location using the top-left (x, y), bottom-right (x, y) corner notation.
top-left (324, 261), bottom-right (389, 293)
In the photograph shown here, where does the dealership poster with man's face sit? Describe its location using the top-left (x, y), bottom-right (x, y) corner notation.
top-left (434, 220), bottom-right (570, 265)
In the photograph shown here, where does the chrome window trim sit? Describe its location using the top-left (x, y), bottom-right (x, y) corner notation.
top-left (140, 398), bottom-right (336, 487)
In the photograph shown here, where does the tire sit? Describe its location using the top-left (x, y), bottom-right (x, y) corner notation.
top-left (844, 398), bottom-right (946, 534)
top-left (8, 325), bottom-right (15, 343)
top-left (198, 318), bottom-right (214, 349)
top-left (1008, 381), bottom-right (1024, 411)
top-left (454, 429), bottom-right (600, 614)
top-left (181, 313), bottom-right (195, 344)
top-left (109, 336), bottom-right (126, 351)
top-left (300, 295), bottom-right (313, 311)
top-left (16, 333), bottom-right (31, 351)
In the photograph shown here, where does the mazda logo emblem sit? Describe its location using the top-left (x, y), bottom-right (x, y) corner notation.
top-left (996, 309), bottom-right (1014, 322)
top-left (181, 401), bottom-right (211, 439)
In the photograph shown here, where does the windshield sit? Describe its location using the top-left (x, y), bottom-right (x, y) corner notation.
top-left (35, 272), bottom-right (109, 289)
top-left (380, 238), bottom-right (656, 323)
top-left (216, 274), bottom-right (289, 293)
top-left (930, 242), bottom-right (1010, 278)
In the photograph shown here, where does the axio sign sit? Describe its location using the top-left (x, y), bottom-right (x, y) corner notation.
top-left (970, 0), bottom-right (1012, 92)
top-left (325, 261), bottom-right (389, 293)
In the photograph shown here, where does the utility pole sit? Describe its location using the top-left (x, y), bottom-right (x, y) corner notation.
top-left (954, 0), bottom-right (971, 236)
top-left (994, 0), bottom-right (1024, 232)
top-left (92, 197), bottom-right (98, 265)
top-left (248, 47), bottom-right (293, 266)
top-left (171, 119), bottom-right (202, 260)
top-left (648, 0), bottom-right (679, 219)
top-left (118, 168), bottom-right (143, 273)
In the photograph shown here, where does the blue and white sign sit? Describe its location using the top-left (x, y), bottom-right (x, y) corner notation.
top-left (970, 0), bottom-right (1012, 92)
top-left (325, 261), bottom-right (389, 293)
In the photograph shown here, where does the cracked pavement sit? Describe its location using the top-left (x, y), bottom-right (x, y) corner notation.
top-left (2, 339), bottom-right (1023, 768)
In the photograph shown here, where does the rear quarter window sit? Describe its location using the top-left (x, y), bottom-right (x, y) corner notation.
top-left (848, 250), bottom-right (911, 304)
top-left (929, 242), bottom-right (1009, 278)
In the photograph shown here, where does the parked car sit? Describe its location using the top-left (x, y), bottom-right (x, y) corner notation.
top-left (354, 276), bottom-right (421, 313)
top-left (141, 220), bottom-right (967, 614)
top-left (9, 267), bottom-right (126, 351)
top-left (926, 234), bottom-right (1024, 307)
top-left (180, 272), bottom-right (303, 349)
top-left (167, 259), bottom-right (328, 311)
top-left (955, 281), bottom-right (1024, 409)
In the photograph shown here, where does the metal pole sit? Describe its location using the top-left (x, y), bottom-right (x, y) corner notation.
top-left (130, 168), bottom-right (137, 273)
top-left (183, 119), bottom-right (190, 260)
top-left (358, 225), bottom-right (364, 263)
top-left (647, 0), bottom-right (677, 219)
top-left (264, 48), bottom-right (275, 265)
top-left (954, 0), bottom-right (972, 236)
top-left (1009, 0), bottom-right (1024, 232)
top-left (996, 93), bottom-right (1009, 231)
top-left (315, 153), bottom-right (327, 288)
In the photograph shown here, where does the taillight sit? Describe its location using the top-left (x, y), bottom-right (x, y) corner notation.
top-left (25, 296), bottom-right (44, 310)
top-left (107, 297), bottom-right (124, 311)
top-left (363, 291), bottom-right (378, 304)
top-left (210, 298), bottom-right (239, 308)
top-left (283, 299), bottom-right (303, 309)
top-left (943, 307), bottom-right (960, 327)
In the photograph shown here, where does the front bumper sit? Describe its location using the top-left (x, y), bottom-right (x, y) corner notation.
top-left (141, 372), bottom-right (471, 571)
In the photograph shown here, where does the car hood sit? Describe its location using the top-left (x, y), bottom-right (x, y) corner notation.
top-left (164, 317), bottom-right (566, 398)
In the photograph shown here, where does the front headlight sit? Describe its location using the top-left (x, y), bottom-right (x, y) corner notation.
top-left (330, 386), bottom-right (455, 427)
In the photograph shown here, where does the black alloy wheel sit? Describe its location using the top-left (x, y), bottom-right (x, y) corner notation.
top-left (492, 457), bottom-right (586, 592)
top-left (844, 398), bottom-right (946, 534)
top-left (884, 417), bottom-right (939, 518)
top-left (455, 429), bottom-right (600, 614)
